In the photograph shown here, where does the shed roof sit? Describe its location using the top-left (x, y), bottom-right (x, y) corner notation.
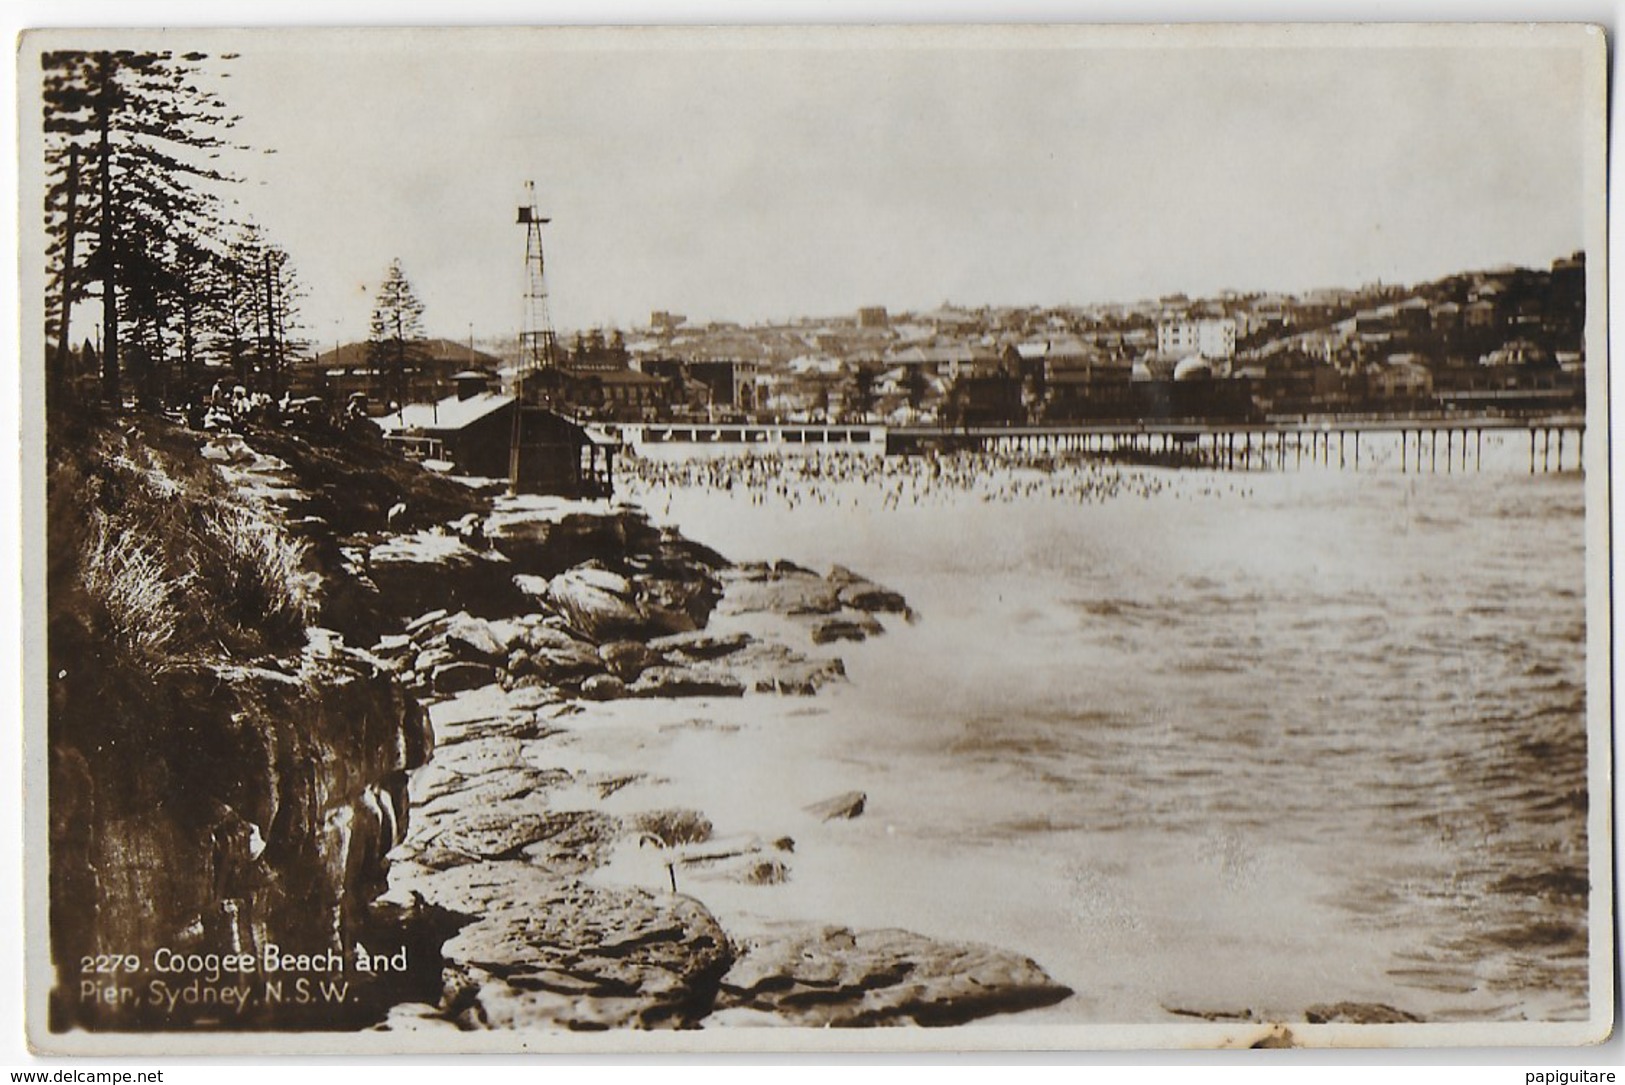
top-left (379, 392), bottom-right (514, 435)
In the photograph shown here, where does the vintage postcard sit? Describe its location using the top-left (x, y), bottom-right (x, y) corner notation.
top-left (17, 23), bottom-right (1611, 1054)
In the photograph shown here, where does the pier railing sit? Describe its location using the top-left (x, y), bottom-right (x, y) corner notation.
top-left (885, 415), bottom-right (1586, 472)
top-left (610, 414), bottom-right (1586, 473)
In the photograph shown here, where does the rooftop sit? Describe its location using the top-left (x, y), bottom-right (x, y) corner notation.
top-left (378, 391), bottom-right (515, 434)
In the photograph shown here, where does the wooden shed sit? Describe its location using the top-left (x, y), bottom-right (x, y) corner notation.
top-left (509, 407), bottom-right (615, 497)
top-left (378, 391), bottom-right (517, 478)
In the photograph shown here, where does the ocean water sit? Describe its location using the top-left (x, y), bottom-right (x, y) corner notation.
top-left (605, 433), bottom-right (1592, 1024)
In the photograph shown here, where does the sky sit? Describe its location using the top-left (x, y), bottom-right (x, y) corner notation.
top-left (30, 22), bottom-right (1602, 345)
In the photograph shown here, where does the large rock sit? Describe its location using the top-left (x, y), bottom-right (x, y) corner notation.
top-left (580, 674), bottom-right (628, 701)
top-left (635, 578), bottom-right (710, 636)
top-left (722, 566), bottom-right (842, 617)
top-left (412, 810), bottom-right (621, 875)
top-left (528, 642), bottom-right (607, 683)
top-left (442, 613), bottom-right (507, 663)
top-left (432, 661), bottom-right (499, 695)
top-left (728, 641), bottom-right (847, 695)
top-left (629, 666), bottom-right (745, 699)
top-left (413, 765), bottom-right (570, 820)
top-left (650, 629), bottom-right (754, 661)
top-left (561, 563), bottom-right (636, 599)
top-left (718, 925), bottom-right (1072, 1027)
top-left (810, 618), bottom-right (878, 645)
top-left (366, 531), bottom-right (527, 621)
top-left (521, 621), bottom-right (599, 654)
top-left (804, 791), bottom-right (867, 821)
top-left (412, 863), bottom-right (732, 1030)
top-left (722, 563), bottom-right (909, 624)
top-left (545, 566), bottom-right (648, 642)
top-left (411, 645), bottom-right (457, 676)
top-left (404, 608), bottom-right (450, 636)
top-left (829, 566), bottom-right (909, 613)
top-left (484, 509), bottom-right (667, 575)
top-left (427, 812), bottom-right (587, 862)
top-left (598, 640), bottom-right (663, 681)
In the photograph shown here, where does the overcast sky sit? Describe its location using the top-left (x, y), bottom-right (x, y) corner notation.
top-left (37, 24), bottom-right (1601, 343)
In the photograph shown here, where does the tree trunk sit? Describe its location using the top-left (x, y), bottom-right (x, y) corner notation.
top-left (148, 294), bottom-right (165, 409)
top-left (394, 311), bottom-right (405, 407)
top-left (97, 59), bottom-right (119, 406)
top-left (229, 264), bottom-right (246, 387)
top-left (252, 264), bottom-right (266, 389)
top-left (51, 144), bottom-right (80, 406)
top-left (263, 250), bottom-right (279, 397)
top-left (180, 278), bottom-right (194, 397)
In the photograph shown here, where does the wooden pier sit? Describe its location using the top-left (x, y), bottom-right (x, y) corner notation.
top-left (615, 414), bottom-right (1587, 473)
top-left (882, 415), bottom-right (1587, 473)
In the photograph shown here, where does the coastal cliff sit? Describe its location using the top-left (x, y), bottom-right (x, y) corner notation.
top-left (47, 409), bottom-right (1072, 1032)
top-left (47, 413), bottom-right (446, 1028)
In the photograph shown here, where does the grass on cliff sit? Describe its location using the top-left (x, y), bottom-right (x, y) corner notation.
top-left (50, 411), bottom-right (317, 673)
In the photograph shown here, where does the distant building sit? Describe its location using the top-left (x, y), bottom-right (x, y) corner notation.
top-left (1480, 339), bottom-right (1554, 368)
top-left (1392, 297), bottom-right (1432, 334)
top-left (641, 358), bottom-right (748, 408)
top-left (1368, 361), bottom-right (1433, 399)
top-left (921, 306), bottom-right (982, 331)
top-left (582, 369), bottom-right (670, 416)
top-left (946, 373), bottom-right (1023, 426)
top-left (302, 338), bottom-right (502, 407)
top-left (564, 329), bottom-right (631, 372)
top-left (1463, 299), bottom-right (1501, 332)
top-left (1431, 301), bottom-right (1462, 334)
top-left (857, 306), bottom-right (889, 329)
top-left (1354, 308), bottom-right (1393, 335)
top-left (1157, 318), bottom-right (1236, 362)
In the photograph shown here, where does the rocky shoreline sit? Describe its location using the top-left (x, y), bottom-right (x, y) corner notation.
top-left (354, 497), bottom-right (1073, 1030)
top-left (46, 414), bottom-right (1071, 1033)
top-left (176, 419), bottom-right (1075, 1030)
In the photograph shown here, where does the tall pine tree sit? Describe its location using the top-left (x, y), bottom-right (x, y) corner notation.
top-left (203, 223), bottom-right (308, 398)
top-left (43, 48), bottom-right (239, 406)
top-left (367, 259), bottom-right (427, 408)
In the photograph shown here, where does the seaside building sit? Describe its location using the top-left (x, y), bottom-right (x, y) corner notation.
top-left (641, 358), bottom-right (753, 411)
top-left (302, 339), bottom-right (504, 407)
top-left (1367, 359), bottom-right (1434, 400)
top-left (1156, 318), bottom-right (1237, 364)
top-left (376, 373), bottom-right (515, 476)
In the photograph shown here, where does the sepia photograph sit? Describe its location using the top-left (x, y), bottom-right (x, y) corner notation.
top-left (16, 20), bottom-right (1612, 1054)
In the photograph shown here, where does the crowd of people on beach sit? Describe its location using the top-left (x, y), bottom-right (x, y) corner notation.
top-left (617, 448), bottom-right (1257, 512)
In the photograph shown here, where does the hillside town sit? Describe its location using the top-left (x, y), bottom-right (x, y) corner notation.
top-left (276, 252), bottom-right (1584, 436)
